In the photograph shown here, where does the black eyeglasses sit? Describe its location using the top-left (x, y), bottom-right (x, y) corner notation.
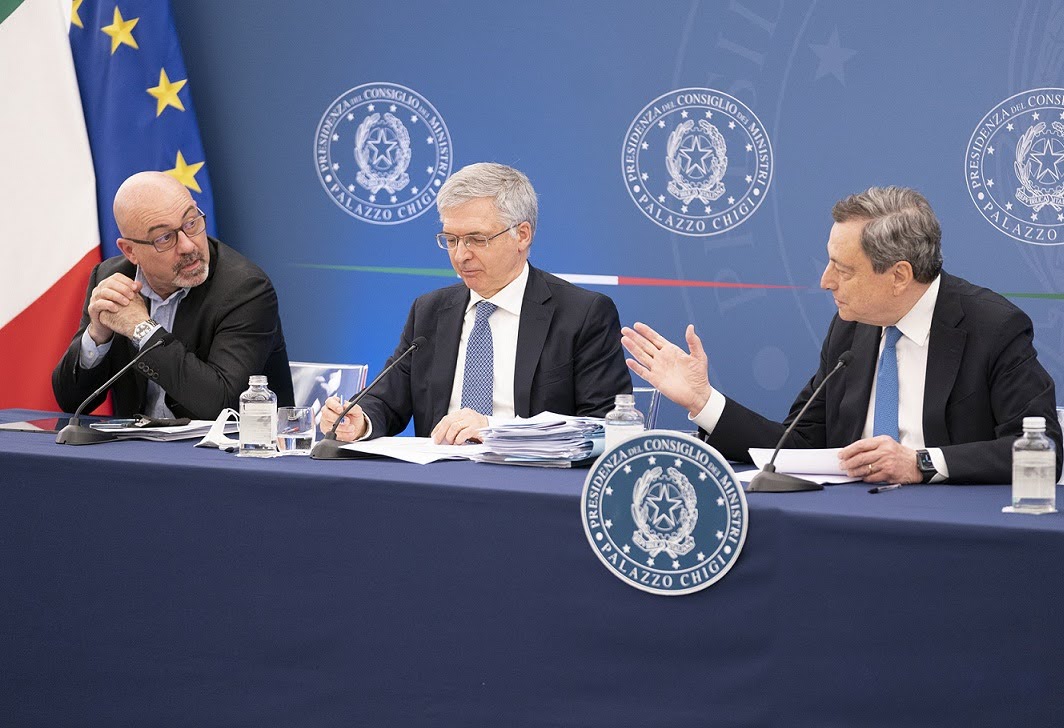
top-left (123, 209), bottom-right (207, 252)
top-left (435, 224), bottom-right (520, 250)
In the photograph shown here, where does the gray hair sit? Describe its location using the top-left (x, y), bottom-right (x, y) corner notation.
top-left (831, 186), bottom-right (943, 283)
top-left (437, 162), bottom-right (538, 238)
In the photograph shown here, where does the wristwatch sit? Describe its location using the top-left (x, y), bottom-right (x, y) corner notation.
top-left (132, 318), bottom-right (159, 347)
top-left (915, 449), bottom-right (937, 483)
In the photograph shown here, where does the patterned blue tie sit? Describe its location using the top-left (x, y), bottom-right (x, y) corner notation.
top-left (872, 325), bottom-right (902, 441)
top-left (461, 301), bottom-right (497, 416)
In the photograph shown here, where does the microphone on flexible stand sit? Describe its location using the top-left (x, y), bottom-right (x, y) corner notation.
top-left (311, 336), bottom-right (427, 460)
top-left (747, 351), bottom-right (853, 492)
top-left (55, 340), bottom-right (166, 445)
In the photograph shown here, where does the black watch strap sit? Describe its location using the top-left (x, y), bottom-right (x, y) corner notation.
top-left (916, 449), bottom-right (936, 483)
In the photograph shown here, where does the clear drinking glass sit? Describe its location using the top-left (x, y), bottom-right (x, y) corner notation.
top-left (276, 406), bottom-right (315, 455)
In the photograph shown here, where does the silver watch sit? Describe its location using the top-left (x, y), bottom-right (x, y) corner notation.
top-left (132, 318), bottom-right (159, 347)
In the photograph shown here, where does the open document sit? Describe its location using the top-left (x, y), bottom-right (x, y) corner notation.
top-left (744, 447), bottom-right (860, 484)
top-left (341, 437), bottom-right (486, 465)
top-left (89, 420), bottom-right (238, 442)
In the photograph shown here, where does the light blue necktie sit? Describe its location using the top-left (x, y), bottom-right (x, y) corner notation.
top-left (461, 301), bottom-right (497, 416)
top-left (872, 325), bottom-right (902, 441)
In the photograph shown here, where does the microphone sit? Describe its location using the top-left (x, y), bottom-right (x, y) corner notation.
top-left (310, 335), bottom-right (427, 459)
top-left (747, 351), bottom-right (853, 492)
top-left (55, 339), bottom-right (166, 445)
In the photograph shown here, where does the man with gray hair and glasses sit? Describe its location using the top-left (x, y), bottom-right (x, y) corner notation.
top-left (623, 186), bottom-right (1061, 484)
top-left (320, 162), bottom-right (631, 444)
top-left (53, 171), bottom-right (293, 419)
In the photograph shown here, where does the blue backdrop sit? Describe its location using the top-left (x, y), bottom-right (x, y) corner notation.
top-left (170, 0), bottom-right (1064, 428)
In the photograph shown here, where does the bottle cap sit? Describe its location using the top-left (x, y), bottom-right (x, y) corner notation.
top-left (615, 393), bottom-right (635, 406)
top-left (1023, 416), bottom-right (1046, 430)
top-left (249, 375), bottom-right (268, 386)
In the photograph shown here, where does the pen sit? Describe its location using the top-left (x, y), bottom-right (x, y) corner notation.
top-left (868, 483), bottom-right (901, 494)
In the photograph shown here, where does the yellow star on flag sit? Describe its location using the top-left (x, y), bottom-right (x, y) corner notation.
top-left (71, 0), bottom-right (84, 29)
top-left (101, 7), bottom-right (139, 54)
top-left (165, 151), bottom-right (205, 193)
top-left (147, 69), bottom-right (187, 117)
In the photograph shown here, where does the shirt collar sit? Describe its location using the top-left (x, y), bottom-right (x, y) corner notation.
top-left (466, 262), bottom-right (529, 317)
top-left (135, 267), bottom-right (191, 305)
top-left (893, 275), bottom-right (940, 347)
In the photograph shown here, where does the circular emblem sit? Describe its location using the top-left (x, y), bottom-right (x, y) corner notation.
top-left (966, 88), bottom-right (1064, 245)
top-left (621, 88), bottom-right (773, 237)
top-left (581, 431), bottom-right (748, 595)
top-left (314, 82), bottom-right (453, 225)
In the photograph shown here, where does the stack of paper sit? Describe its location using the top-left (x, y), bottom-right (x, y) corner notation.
top-left (471, 412), bottom-right (605, 467)
top-left (89, 420), bottom-right (237, 442)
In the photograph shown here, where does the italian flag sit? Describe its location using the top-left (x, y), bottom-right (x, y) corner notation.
top-left (0, 0), bottom-right (100, 410)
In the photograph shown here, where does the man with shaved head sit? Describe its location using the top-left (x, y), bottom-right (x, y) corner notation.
top-left (53, 171), bottom-right (293, 419)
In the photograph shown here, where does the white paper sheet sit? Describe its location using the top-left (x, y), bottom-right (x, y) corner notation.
top-left (746, 447), bottom-right (861, 484)
top-left (341, 437), bottom-right (486, 465)
top-left (90, 420), bottom-right (236, 441)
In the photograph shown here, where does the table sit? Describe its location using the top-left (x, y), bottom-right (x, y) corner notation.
top-left (1, 409), bottom-right (1061, 727)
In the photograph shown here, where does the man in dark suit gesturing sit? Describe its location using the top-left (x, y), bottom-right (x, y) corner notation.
top-left (623, 187), bottom-right (1061, 484)
top-left (52, 171), bottom-right (292, 419)
top-left (320, 162), bottom-right (631, 444)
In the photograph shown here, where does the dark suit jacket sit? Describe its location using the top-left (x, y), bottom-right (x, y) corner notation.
top-left (706, 272), bottom-right (1062, 484)
top-left (52, 237), bottom-right (294, 419)
top-left (359, 264), bottom-right (632, 437)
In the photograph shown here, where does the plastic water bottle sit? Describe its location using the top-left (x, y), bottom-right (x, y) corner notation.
top-left (1006, 416), bottom-right (1057, 514)
top-left (238, 375), bottom-right (277, 457)
top-left (604, 393), bottom-right (645, 450)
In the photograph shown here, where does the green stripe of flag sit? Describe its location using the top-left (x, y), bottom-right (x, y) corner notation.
top-left (0, 0), bottom-right (26, 26)
top-left (1002, 292), bottom-right (1064, 300)
top-left (295, 263), bottom-right (457, 278)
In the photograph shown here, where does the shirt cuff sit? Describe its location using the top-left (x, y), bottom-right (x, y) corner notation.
top-left (926, 447), bottom-right (949, 483)
top-left (356, 413), bottom-right (374, 441)
top-left (79, 329), bottom-right (113, 369)
top-left (689, 389), bottom-right (727, 434)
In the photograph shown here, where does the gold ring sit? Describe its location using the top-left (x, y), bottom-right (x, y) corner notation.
top-left (868, 463), bottom-right (875, 475)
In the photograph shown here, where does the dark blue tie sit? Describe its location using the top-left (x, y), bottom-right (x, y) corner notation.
top-left (872, 325), bottom-right (902, 441)
top-left (461, 301), bottom-right (497, 415)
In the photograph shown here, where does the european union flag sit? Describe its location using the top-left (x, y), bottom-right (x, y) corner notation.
top-left (69, 0), bottom-right (215, 259)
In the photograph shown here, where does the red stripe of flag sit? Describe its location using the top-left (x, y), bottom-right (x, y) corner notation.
top-left (0, 248), bottom-right (103, 412)
top-left (617, 276), bottom-right (801, 289)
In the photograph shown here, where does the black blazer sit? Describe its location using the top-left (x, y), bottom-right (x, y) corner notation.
top-left (52, 237), bottom-right (293, 419)
top-left (705, 272), bottom-right (1062, 483)
top-left (359, 264), bottom-right (632, 437)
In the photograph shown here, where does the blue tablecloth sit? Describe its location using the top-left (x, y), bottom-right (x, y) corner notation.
top-left (1, 409), bottom-right (1061, 727)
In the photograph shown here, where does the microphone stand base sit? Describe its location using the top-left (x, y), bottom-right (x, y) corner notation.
top-left (747, 469), bottom-right (824, 492)
top-left (55, 424), bottom-right (118, 446)
top-left (310, 435), bottom-right (371, 460)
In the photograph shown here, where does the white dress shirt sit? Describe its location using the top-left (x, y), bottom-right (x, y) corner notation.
top-left (693, 276), bottom-right (948, 480)
top-left (358, 263), bottom-right (529, 440)
top-left (447, 262), bottom-right (528, 424)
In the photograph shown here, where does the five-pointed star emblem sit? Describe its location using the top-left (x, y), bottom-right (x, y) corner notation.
top-left (646, 483), bottom-right (683, 530)
top-left (366, 128), bottom-right (398, 167)
top-left (1029, 138), bottom-right (1064, 184)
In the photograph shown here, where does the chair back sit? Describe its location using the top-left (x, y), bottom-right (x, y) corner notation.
top-left (289, 362), bottom-right (369, 423)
